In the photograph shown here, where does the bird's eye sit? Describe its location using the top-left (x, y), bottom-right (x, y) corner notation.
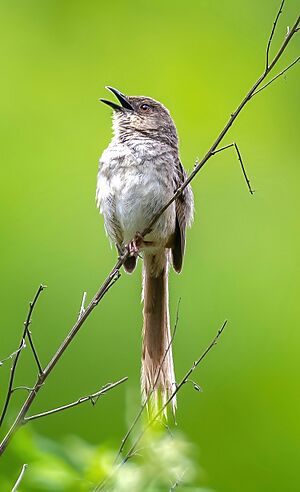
top-left (140, 103), bottom-right (150, 111)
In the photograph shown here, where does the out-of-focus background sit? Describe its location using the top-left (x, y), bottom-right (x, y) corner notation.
top-left (0, 0), bottom-right (299, 490)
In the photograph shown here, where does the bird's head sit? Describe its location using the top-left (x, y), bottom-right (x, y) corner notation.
top-left (100, 86), bottom-right (178, 147)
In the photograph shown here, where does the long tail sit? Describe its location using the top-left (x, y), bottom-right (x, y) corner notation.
top-left (141, 250), bottom-right (176, 416)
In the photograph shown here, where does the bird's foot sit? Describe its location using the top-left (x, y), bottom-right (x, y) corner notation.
top-left (128, 232), bottom-right (157, 257)
top-left (128, 232), bottom-right (144, 256)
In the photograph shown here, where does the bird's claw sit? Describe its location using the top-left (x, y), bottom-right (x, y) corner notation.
top-left (128, 232), bottom-right (144, 256)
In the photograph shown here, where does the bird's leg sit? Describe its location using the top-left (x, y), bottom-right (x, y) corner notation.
top-left (128, 232), bottom-right (144, 256)
top-left (128, 232), bottom-right (156, 256)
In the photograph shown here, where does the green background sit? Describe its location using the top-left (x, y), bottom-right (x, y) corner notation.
top-left (0, 0), bottom-right (299, 490)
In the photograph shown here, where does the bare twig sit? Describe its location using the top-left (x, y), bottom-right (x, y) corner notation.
top-left (0, 273), bottom-right (124, 456)
top-left (11, 464), bottom-right (28, 492)
top-left (141, 10), bottom-right (300, 238)
top-left (23, 288), bottom-right (45, 375)
top-left (266, 0), bottom-right (285, 70)
top-left (25, 378), bottom-right (128, 422)
top-left (95, 320), bottom-right (227, 491)
top-left (0, 285), bottom-right (45, 429)
top-left (211, 142), bottom-right (254, 194)
top-left (233, 143), bottom-right (253, 195)
top-left (26, 329), bottom-right (43, 376)
top-left (253, 56), bottom-right (300, 96)
top-left (0, 340), bottom-right (26, 367)
top-left (114, 299), bottom-right (181, 463)
top-left (11, 386), bottom-right (36, 393)
top-left (123, 320), bottom-right (227, 465)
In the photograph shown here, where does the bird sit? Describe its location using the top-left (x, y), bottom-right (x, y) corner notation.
top-left (96, 86), bottom-right (194, 415)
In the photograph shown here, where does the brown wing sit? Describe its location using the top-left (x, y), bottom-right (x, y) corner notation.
top-left (171, 158), bottom-right (194, 273)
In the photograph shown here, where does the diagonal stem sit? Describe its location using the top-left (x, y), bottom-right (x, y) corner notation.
top-left (95, 320), bottom-right (227, 491)
top-left (24, 378), bottom-right (128, 422)
top-left (123, 320), bottom-right (227, 465)
top-left (142, 11), bottom-right (300, 238)
top-left (266, 0), bottom-right (285, 71)
top-left (253, 56), bottom-right (300, 97)
top-left (114, 299), bottom-right (181, 463)
top-left (11, 463), bottom-right (28, 492)
top-left (0, 272), bottom-right (122, 456)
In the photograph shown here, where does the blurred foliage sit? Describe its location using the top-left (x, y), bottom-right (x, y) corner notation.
top-left (2, 427), bottom-right (208, 492)
top-left (0, 0), bottom-right (299, 491)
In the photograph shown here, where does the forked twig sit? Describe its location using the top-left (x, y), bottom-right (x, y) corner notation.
top-left (122, 320), bottom-right (227, 465)
top-left (211, 142), bottom-right (254, 194)
top-left (141, 10), bottom-right (299, 238)
top-left (0, 285), bottom-right (45, 429)
top-left (0, 274), bottom-right (125, 456)
top-left (253, 56), bottom-right (300, 96)
top-left (266, 0), bottom-right (285, 70)
top-left (95, 320), bottom-right (227, 491)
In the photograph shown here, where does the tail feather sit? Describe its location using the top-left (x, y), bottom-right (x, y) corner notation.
top-left (141, 251), bottom-right (176, 416)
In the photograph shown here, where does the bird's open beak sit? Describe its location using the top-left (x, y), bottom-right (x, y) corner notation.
top-left (100, 86), bottom-right (134, 111)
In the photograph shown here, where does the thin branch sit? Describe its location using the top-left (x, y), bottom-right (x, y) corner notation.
top-left (95, 320), bottom-right (227, 492)
top-left (210, 143), bottom-right (234, 155)
top-left (0, 271), bottom-right (123, 456)
top-left (266, 0), bottom-right (285, 71)
top-left (0, 339), bottom-right (26, 367)
top-left (233, 143), bottom-right (253, 195)
top-left (25, 377), bottom-right (128, 422)
top-left (0, 285), bottom-right (45, 429)
top-left (211, 142), bottom-right (254, 194)
top-left (114, 299), bottom-right (181, 464)
top-left (26, 329), bottom-right (43, 376)
top-left (253, 56), bottom-right (300, 97)
top-left (141, 10), bottom-right (300, 238)
top-left (25, 286), bottom-right (45, 375)
top-left (123, 320), bottom-right (227, 465)
top-left (11, 464), bottom-right (28, 492)
top-left (11, 386), bottom-right (36, 393)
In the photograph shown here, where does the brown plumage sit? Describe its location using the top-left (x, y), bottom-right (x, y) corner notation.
top-left (142, 251), bottom-right (175, 413)
top-left (96, 87), bottom-right (194, 415)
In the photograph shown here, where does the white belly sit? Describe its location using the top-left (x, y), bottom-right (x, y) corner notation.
top-left (96, 140), bottom-right (176, 246)
top-left (112, 169), bottom-right (175, 244)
